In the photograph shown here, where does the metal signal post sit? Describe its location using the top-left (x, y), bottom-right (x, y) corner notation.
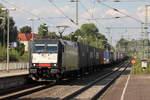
top-left (1, 8), bottom-right (16, 71)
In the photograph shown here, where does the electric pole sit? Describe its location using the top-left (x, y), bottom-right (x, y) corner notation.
top-left (144, 5), bottom-right (149, 59)
top-left (106, 26), bottom-right (144, 56)
top-left (76, 0), bottom-right (78, 25)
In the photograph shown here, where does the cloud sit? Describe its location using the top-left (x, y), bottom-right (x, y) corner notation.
top-left (57, 8), bottom-right (104, 32)
top-left (31, 6), bottom-right (75, 18)
top-left (78, 8), bottom-right (105, 27)
top-left (80, 8), bottom-right (103, 19)
top-left (136, 6), bottom-right (150, 22)
top-left (9, 4), bottom-right (76, 31)
top-left (4, 0), bottom-right (146, 41)
top-left (103, 9), bottom-right (128, 18)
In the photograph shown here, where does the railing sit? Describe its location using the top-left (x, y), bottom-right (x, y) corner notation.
top-left (0, 62), bottom-right (29, 71)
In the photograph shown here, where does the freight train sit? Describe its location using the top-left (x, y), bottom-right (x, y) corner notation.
top-left (29, 39), bottom-right (127, 81)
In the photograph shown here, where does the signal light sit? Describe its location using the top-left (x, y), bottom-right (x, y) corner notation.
top-left (54, 64), bottom-right (56, 66)
top-left (38, 64), bottom-right (51, 67)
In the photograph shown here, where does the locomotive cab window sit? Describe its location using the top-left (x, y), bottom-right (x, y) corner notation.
top-left (33, 44), bottom-right (45, 52)
top-left (46, 44), bottom-right (57, 53)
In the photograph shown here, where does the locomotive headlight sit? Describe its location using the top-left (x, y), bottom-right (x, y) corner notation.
top-left (33, 64), bottom-right (36, 67)
top-left (54, 64), bottom-right (56, 66)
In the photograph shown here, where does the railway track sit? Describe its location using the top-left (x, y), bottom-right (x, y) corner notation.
top-left (0, 67), bottom-right (114, 100)
top-left (0, 81), bottom-right (56, 100)
top-left (62, 59), bottom-right (131, 100)
top-left (0, 60), bottom-right (130, 100)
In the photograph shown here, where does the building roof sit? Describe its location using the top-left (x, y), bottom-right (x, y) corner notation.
top-left (17, 33), bottom-right (38, 41)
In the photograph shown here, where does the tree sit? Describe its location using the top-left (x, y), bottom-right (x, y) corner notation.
top-left (9, 17), bottom-right (18, 43)
top-left (80, 23), bottom-right (99, 36)
top-left (0, 3), bottom-right (18, 45)
top-left (72, 23), bottom-right (110, 49)
top-left (19, 26), bottom-right (32, 33)
top-left (116, 38), bottom-right (128, 52)
top-left (74, 29), bottom-right (82, 36)
top-left (48, 32), bottom-right (57, 39)
top-left (0, 3), bottom-right (7, 45)
top-left (38, 23), bottom-right (48, 38)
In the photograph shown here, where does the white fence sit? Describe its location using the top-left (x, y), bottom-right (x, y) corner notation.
top-left (0, 62), bottom-right (29, 71)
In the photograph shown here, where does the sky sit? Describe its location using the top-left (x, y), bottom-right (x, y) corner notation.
top-left (0, 0), bottom-right (150, 45)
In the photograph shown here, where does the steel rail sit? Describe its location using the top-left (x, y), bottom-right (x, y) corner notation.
top-left (0, 60), bottom-right (129, 99)
top-left (62, 59), bottom-right (130, 100)
top-left (91, 62), bottom-right (131, 100)
top-left (0, 81), bottom-right (56, 99)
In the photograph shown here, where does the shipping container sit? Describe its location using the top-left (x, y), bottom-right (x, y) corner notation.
top-left (61, 40), bottom-right (79, 71)
top-left (104, 51), bottom-right (110, 64)
top-left (109, 52), bottom-right (114, 63)
top-left (87, 46), bottom-right (94, 67)
top-left (94, 48), bottom-right (100, 65)
top-left (99, 49), bottom-right (104, 65)
top-left (78, 42), bottom-right (88, 68)
top-left (113, 52), bottom-right (117, 62)
top-left (116, 52), bottom-right (119, 60)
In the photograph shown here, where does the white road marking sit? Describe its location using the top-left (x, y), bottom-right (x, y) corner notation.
top-left (120, 73), bottom-right (131, 100)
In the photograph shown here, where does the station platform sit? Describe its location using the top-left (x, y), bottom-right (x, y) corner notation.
top-left (0, 70), bottom-right (29, 78)
top-left (101, 68), bottom-right (150, 100)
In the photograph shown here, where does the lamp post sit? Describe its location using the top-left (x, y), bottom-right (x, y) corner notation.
top-left (28, 18), bottom-right (40, 41)
top-left (70, 0), bottom-right (78, 25)
top-left (144, 5), bottom-right (150, 59)
top-left (1, 8), bottom-right (16, 72)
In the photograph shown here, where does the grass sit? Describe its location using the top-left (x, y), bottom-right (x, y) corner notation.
top-left (131, 58), bottom-right (150, 74)
top-left (0, 44), bottom-right (29, 62)
top-left (19, 52), bottom-right (29, 62)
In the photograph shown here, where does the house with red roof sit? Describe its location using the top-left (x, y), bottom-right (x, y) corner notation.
top-left (17, 33), bottom-right (38, 51)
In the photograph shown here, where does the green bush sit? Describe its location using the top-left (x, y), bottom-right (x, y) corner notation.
top-left (0, 44), bottom-right (28, 62)
top-left (0, 45), bottom-right (6, 62)
top-left (15, 41), bottom-right (25, 56)
top-left (131, 59), bottom-right (150, 74)
top-left (9, 49), bottom-right (19, 61)
top-left (19, 52), bottom-right (29, 62)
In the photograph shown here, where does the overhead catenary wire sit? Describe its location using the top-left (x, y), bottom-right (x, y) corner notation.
top-left (87, 16), bottom-right (128, 20)
top-left (1, 0), bottom-right (57, 26)
top-left (90, 0), bottom-right (111, 29)
top-left (79, 0), bottom-right (106, 29)
top-left (79, 0), bottom-right (99, 25)
top-left (91, 0), bottom-right (96, 19)
top-left (78, 1), bottom-right (92, 20)
top-left (49, 0), bottom-right (105, 29)
top-left (48, 0), bottom-right (76, 25)
top-left (79, 0), bottom-right (111, 41)
top-left (1, 0), bottom-right (70, 26)
top-left (46, 16), bottom-right (68, 19)
top-left (97, 0), bottom-right (150, 2)
top-left (79, 0), bottom-right (94, 22)
top-left (1, 0), bottom-right (42, 19)
top-left (79, 0), bottom-right (124, 30)
top-left (97, 1), bottom-right (144, 24)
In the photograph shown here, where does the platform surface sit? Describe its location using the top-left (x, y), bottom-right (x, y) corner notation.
top-left (101, 68), bottom-right (150, 100)
top-left (0, 70), bottom-right (29, 78)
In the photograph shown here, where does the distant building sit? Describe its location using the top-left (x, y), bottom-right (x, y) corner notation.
top-left (17, 33), bottom-right (38, 51)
